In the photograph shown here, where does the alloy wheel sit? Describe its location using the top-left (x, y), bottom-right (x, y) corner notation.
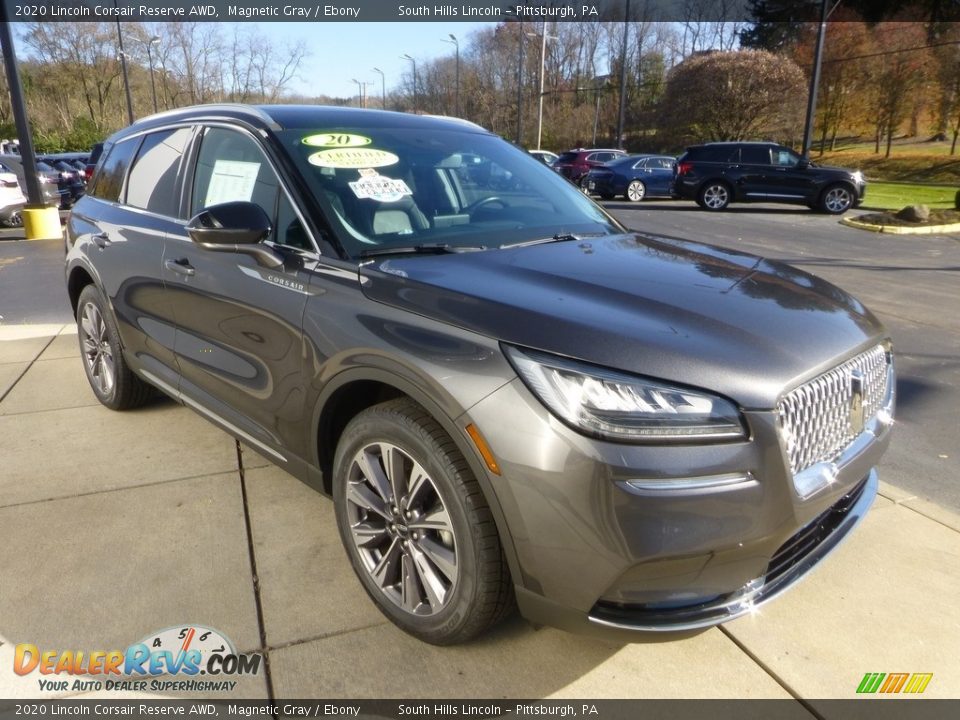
top-left (823, 187), bottom-right (853, 213)
top-left (79, 302), bottom-right (115, 396)
top-left (344, 442), bottom-right (458, 616)
top-left (627, 180), bottom-right (646, 202)
top-left (702, 184), bottom-right (729, 209)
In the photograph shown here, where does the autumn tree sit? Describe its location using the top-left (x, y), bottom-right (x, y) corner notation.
top-left (657, 49), bottom-right (806, 148)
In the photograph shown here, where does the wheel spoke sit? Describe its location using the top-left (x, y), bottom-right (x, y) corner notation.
top-left (400, 553), bottom-right (422, 613)
top-left (358, 448), bottom-right (393, 503)
top-left (346, 481), bottom-right (391, 520)
top-left (371, 537), bottom-right (402, 590)
top-left (416, 535), bottom-right (457, 582)
top-left (99, 353), bottom-right (115, 393)
top-left (408, 505), bottom-right (452, 534)
top-left (350, 520), bottom-right (389, 549)
top-left (410, 544), bottom-right (448, 610)
top-left (380, 443), bottom-right (407, 505)
top-left (405, 462), bottom-right (431, 508)
top-left (80, 310), bottom-right (97, 339)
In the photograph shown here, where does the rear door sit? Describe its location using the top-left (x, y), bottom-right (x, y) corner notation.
top-left (164, 124), bottom-right (316, 462)
top-left (69, 129), bottom-right (193, 389)
top-left (738, 145), bottom-right (772, 198)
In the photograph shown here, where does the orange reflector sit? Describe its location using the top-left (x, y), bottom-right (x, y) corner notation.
top-left (465, 423), bottom-right (501, 476)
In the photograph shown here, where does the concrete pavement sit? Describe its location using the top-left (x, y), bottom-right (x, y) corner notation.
top-left (0, 323), bottom-right (958, 707)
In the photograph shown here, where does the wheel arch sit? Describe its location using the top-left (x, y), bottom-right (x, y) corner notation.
top-left (67, 264), bottom-right (97, 316)
top-left (310, 366), bottom-right (523, 588)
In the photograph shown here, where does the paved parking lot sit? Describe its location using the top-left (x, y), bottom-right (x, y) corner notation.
top-left (1, 205), bottom-right (959, 705)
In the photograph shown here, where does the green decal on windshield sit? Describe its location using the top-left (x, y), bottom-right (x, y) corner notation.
top-left (307, 148), bottom-right (399, 169)
top-left (302, 133), bottom-right (372, 148)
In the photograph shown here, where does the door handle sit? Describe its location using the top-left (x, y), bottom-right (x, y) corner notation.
top-left (164, 258), bottom-right (196, 277)
top-left (91, 233), bottom-right (111, 249)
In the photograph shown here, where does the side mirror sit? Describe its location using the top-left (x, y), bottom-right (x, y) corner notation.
top-left (186, 201), bottom-right (283, 268)
top-left (796, 158), bottom-right (810, 170)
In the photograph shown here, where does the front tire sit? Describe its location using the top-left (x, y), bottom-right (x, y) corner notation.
top-left (698, 182), bottom-right (731, 211)
top-left (333, 398), bottom-right (513, 645)
top-left (76, 285), bottom-right (152, 410)
top-left (820, 184), bottom-right (854, 214)
top-left (626, 179), bottom-right (646, 203)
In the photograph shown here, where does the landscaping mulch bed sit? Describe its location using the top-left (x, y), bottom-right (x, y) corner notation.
top-left (853, 208), bottom-right (960, 227)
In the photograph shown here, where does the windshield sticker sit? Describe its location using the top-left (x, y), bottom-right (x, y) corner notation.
top-left (348, 174), bottom-right (413, 203)
top-left (307, 148), bottom-right (399, 169)
top-left (302, 133), bottom-right (372, 148)
top-left (204, 160), bottom-right (260, 206)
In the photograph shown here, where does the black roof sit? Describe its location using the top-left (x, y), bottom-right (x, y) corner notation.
top-left (124, 104), bottom-right (489, 137)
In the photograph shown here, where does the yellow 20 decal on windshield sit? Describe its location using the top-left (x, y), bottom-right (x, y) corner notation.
top-left (302, 133), bottom-right (372, 148)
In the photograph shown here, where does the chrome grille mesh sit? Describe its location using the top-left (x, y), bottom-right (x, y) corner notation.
top-left (778, 345), bottom-right (891, 475)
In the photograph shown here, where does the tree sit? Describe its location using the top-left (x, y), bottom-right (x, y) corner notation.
top-left (657, 50), bottom-right (806, 147)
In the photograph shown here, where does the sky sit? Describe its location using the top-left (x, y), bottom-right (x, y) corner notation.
top-left (246, 22), bottom-right (497, 101)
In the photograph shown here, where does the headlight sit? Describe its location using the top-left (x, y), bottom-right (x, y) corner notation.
top-left (503, 345), bottom-right (746, 443)
top-left (852, 171), bottom-right (864, 184)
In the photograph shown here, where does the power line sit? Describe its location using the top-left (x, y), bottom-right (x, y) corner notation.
top-left (816, 38), bottom-right (960, 66)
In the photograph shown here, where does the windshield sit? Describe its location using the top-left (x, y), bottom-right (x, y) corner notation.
top-left (278, 128), bottom-right (622, 258)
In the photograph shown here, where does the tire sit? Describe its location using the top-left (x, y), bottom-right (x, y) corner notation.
top-left (4, 210), bottom-right (23, 227)
top-left (820, 184), bottom-right (854, 214)
top-left (626, 179), bottom-right (646, 203)
top-left (578, 176), bottom-right (591, 195)
top-left (333, 398), bottom-right (513, 645)
top-left (76, 285), bottom-right (152, 410)
top-left (698, 181), bottom-right (731, 211)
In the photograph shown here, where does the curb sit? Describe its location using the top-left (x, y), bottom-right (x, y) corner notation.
top-left (841, 216), bottom-right (960, 234)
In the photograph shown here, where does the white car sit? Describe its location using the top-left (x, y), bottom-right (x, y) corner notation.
top-left (0, 162), bottom-right (26, 227)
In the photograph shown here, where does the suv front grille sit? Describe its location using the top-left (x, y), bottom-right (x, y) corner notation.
top-left (778, 344), bottom-right (891, 475)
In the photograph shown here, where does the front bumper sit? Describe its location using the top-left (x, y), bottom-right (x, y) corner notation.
top-left (464, 375), bottom-right (891, 638)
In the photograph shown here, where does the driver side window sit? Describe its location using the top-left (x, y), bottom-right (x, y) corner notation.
top-left (192, 127), bottom-right (312, 251)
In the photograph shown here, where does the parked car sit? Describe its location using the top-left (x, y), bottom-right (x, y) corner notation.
top-left (66, 105), bottom-right (893, 645)
top-left (85, 143), bottom-right (105, 184)
top-left (528, 149), bottom-right (559, 166)
top-left (554, 148), bottom-right (627, 186)
top-left (0, 162), bottom-right (26, 227)
top-left (672, 141), bottom-right (866, 213)
top-left (0, 153), bottom-right (71, 209)
top-left (584, 154), bottom-right (677, 201)
top-left (41, 158), bottom-right (86, 203)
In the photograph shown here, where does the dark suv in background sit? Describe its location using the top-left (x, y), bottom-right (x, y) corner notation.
top-left (672, 141), bottom-right (866, 213)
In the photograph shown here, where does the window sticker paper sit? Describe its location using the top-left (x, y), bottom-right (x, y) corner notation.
top-left (204, 160), bottom-right (260, 206)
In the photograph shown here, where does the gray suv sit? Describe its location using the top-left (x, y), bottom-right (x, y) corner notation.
top-left (66, 105), bottom-right (894, 644)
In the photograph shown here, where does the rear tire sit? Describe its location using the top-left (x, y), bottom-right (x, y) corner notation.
top-left (698, 182), bottom-right (731, 211)
top-left (626, 180), bottom-right (646, 203)
top-left (333, 398), bottom-right (513, 645)
top-left (76, 285), bottom-right (152, 410)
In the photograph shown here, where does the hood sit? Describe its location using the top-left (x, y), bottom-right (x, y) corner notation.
top-left (359, 233), bottom-right (885, 408)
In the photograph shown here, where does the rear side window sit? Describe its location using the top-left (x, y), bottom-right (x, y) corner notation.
top-left (741, 146), bottom-right (771, 164)
top-left (90, 139), bottom-right (140, 203)
top-left (556, 152), bottom-right (578, 163)
top-left (687, 147), bottom-right (739, 163)
top-left (125, 128), bottom-right (192, 217)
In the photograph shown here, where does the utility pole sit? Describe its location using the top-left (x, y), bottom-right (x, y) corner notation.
top-left (517, 20), bottom-right (525, 146)
top-left (114, 1), bottom-right (134, 124)
top-left (615, 0), bottom-right (631, 149)
top-left (0, 9), bottom-right (60, 238)
top-left (801, 0), bottom-right (834, 160)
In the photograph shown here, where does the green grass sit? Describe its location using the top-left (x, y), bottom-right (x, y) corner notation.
top-left (863, 181), bottom-right (958, 211)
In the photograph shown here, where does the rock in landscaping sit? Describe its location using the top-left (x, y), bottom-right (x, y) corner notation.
top-left (895, 204), bottom-right (931, 222)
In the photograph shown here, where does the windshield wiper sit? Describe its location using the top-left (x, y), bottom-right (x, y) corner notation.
top-left (359, 243), bottom-right (487, 259)
top-left (499, 233), bottom-right (585, 250)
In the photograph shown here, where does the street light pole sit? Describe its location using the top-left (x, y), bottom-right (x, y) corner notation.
top-left (441, 34), bottom-right (460, 116)
top-left (351, 79), bottom-right (364, 107)
top-left (801, 0), bottom-right (832, 160)
top-left (517, 20), bottom-right (524, 145)
top-left (615, 0), bottom-right (631, 149)
top-left (114, 1), bottom-right (134, 124)
top-left (146, 36), bottom-right (160, 114)
top-left (372, 67), bottom-right (386, 109)
top-left (401, 54), bottom-right (417, 112)
top-left (527, 22), bottom-right (557, 151)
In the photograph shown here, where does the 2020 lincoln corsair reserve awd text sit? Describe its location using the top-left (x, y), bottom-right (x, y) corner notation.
top-left (66, 105), bottom-right (894, 644)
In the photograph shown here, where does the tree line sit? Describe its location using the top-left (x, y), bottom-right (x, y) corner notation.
top-left (1, 12), bottom-right (959, 156)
